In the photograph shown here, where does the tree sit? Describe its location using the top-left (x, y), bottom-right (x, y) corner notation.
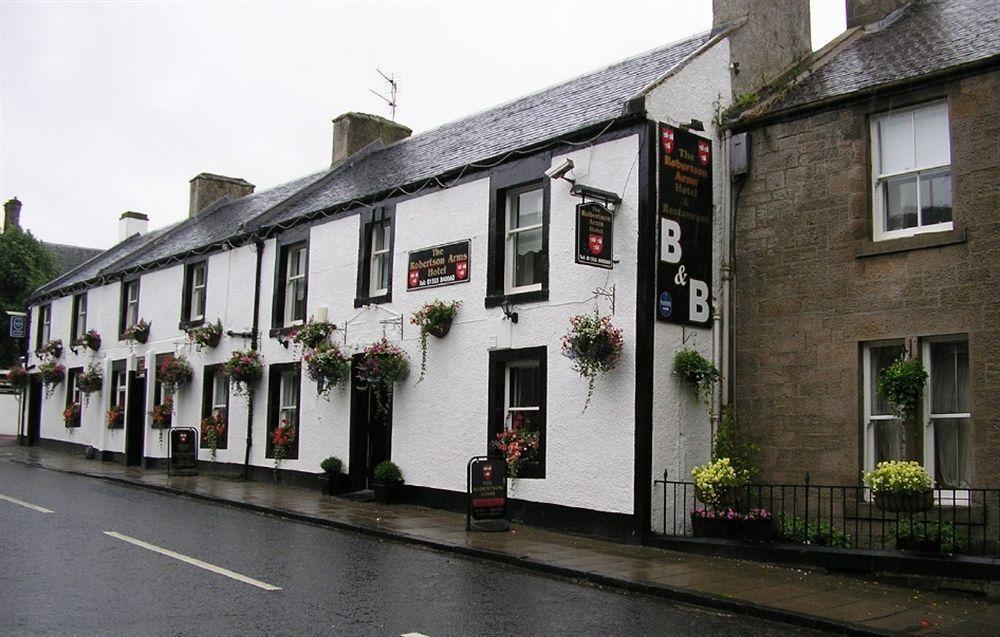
top-left (0, 227), bottom-right (59, 366)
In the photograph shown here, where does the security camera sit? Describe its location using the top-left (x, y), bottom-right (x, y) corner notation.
top-left (544, 158), bottom-right (575, 182)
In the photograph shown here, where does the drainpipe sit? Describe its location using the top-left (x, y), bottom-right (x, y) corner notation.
top-left (242, 240), bottom-right (264, 481)
top-left (711, 129), bottom-right (733, 452)
top-left (720, 130), bottom-right (733, 408)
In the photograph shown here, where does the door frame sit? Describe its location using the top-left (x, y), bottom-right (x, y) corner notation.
top-left (25, 375), bottom-right (42, 446)
top-left (125, 370), bottom-right (146, 466)
top-left (349, 355), bottom-right (393, 491)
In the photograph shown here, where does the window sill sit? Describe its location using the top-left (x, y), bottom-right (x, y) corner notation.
top-left (856, 228), bottom-right (966, 258)
top-left (485, 289), bottom-right (549, 309)
top-left (178, 319), bottom-right (205, 331)
top-left (354, 293), bottom-right (392, 308)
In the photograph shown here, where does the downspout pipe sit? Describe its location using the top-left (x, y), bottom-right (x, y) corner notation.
top-left (712, 129), bottom-right (732, 452)
top-left (243, 240), bottom-right (264, 481)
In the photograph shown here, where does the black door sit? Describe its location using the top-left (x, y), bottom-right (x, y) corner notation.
top-left (349, 357), bottom-right (392, 491)
top-left (25, 375), bottom-right (42, 446)
top-left (125, 370), bottom-right (146, 466)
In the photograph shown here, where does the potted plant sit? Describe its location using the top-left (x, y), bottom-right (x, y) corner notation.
top-left (372, 460), bottom-right (403, 504)
top-left (187, 320), bottom-right (223, 352)
top-left (271, 419), bottom-right (296, 481)
top-left (410, 299), bottom-right (461, 382)
top-left (561, 312), bottom-right (624, 410)
top-left (690, 507), bottom-right (773, 542)
top-left (291, 319), bottom-right (337, 351)
top-left (73, 329), bottom-right (102, 352)
top-left (863, 460), bottom-right (934, 513)
top-left (200, 412), bottom-right (226, 460)
top-left (122, 319), bottom-right (150, 345)
top-left (320, 456), bottom-right (347, 495)
top-left (106, 404), bottom-right (124, 429)
top-left (890, 519), bottom-right (966, 554)
top-left (492, 413), bottom-right (541, 479)
top-left (76, 363), bottom-right (103, 405)
top-left (223, 349), bottom-right (264, 399)
top-left (673, 348), bottom-right (719, 404)
top-left (63, 402), bottom-right (81, 428)
top-left (39, 361), bottom-right (65, 398)
top-left (157, 354), bottom-right (193, 392)
top-left (304, 344), bottom-right (351, 398)
top-left (6, 365), bottom-right (28, 391)
top-left (691, 457), bottom-right (748, 510)
top-left (876, 357), bottom-right (927, 418)
top-left (38, 339), bottom-right (63, 359)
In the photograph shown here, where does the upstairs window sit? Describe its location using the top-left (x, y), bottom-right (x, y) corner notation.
top-left (871, 101), bottom-right (952, 241)
top-left (505, 185), bottom-right (545, 294)
top-left (37, 303), bottom-right (52, 347)
top-left (120, 279), bottom-right (140, 334)
top-left (924, 337), bottom-right (971, 494)
top-left (181, 261), bottom-right (208, 325)
top-left (272, 241), bottom-right (308, 329)
top-left (71, 293), bottom-right (88, 342)
top-left (355, 206), bottom-right (394, 307)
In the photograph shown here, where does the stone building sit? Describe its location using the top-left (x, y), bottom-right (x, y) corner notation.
top-left (727, 0), bottom-right (999, 489)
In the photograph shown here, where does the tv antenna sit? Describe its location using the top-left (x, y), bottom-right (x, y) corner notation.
top-left (369, 69), bottom-right (398, 121)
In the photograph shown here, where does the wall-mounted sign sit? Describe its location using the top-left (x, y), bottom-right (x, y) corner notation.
top-left (407, 240), bottom-right (471, 291)
top-left (575, 202), bottom-right (614, 269)
top-left (657, 124), bottom-right (713, 326)
top-left (8, 315), bottom-right (25, 339)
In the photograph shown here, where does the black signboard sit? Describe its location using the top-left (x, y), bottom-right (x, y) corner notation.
top-left (657, 124), bottom-right (713, 326)
top-left (575, 202), bottom-right (614, 269)
top-left (407, 240), bottom-right (471, 291)
top-left (466, 455), bottom-right (509, 532)
top-left (169, 427), bottom-right (198, 476)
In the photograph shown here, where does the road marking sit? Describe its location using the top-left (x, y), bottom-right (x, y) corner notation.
top-left (103, 531), bottom-right (281, 591)
top-left (401, 633), bottom-right (431, 637)
top-left (0, 493), bottom-right (54, 513)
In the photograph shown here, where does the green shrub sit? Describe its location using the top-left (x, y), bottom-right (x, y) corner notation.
top-left (673, 348), bottom-right (719, 403)
top-left (713, 407), bottom-right (760, 481)
top-left (778, 514), bottom-right (852, 548)
top-left (320, 456), bottom-right (343, 474)
top-left (889, 519), bottom-right (967, 553)
top-left (373, 460), bottom-right (403, 483)
top-left (876, 358), bottom-right (927, 418)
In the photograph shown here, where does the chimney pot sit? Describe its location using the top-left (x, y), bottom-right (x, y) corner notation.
top-left (188, 173), bottom-right (255, 217)
top-left (3, 197), bottom-right (22, 234)
top-left (119, 211), bottom-right (149, 242)
top-left (331, 112), bottom-right (411, 166)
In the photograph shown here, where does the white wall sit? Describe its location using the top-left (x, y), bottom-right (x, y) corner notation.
top-left (0, 392), bottom-right (20, 436)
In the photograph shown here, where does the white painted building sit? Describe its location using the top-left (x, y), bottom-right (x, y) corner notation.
top-left (21, 3), bottom-right (810, 538)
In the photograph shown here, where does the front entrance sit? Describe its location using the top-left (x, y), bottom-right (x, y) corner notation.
top-left (125, 370), bottom-right (146, 466)
top-left (349, 357), bottom-right (393, 491)
top-left (25, 375), bottom-right (42, 445)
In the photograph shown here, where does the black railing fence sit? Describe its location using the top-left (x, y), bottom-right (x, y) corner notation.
top-left (653, 471), bottom-right (1000, 557)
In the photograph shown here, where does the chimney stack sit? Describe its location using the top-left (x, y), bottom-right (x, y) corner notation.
top-left (713, 0), bottom-right (812, 97)
top-left (846, 0), bottom-right (908, 29)
top-left (188, 173), bottom-right (255, 218)
top-left (119, 211), bottom-right (149, 242)
top-left (3, 197), bottom-right (22, 234)
top-left (331, 112), bottom-right (411, 166)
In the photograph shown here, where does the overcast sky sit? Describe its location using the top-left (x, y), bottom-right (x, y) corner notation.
top-left (1, 1), bottom-right (846, 249)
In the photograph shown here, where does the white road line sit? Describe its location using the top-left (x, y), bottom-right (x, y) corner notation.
top-left (0, 493), bottom-right (54, 513)
top-left (103, 531), bottom-right (282, 591)
top-left (401, 633), bottom-right (431, 637)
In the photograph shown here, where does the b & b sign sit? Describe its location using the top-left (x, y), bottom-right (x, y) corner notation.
top-left (657, 124), bottom-right (713, 326)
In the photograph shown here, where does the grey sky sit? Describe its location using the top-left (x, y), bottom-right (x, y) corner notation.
top-left (1, 1), bottom-right (845, 249)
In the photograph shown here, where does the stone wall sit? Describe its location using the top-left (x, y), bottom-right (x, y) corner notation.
top-left (734, 70), bottom-right (1000, 486)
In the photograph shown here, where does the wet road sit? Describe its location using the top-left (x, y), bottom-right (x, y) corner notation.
top-left (0, 460), bottom-right (824, 636)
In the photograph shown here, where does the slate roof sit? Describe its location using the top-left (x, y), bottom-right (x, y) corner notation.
top-left (768, 0), bottom-right (1000, 114)
top-left (41, 242), bottom-right (103, 276)
top-left (30, 29), bottom-right (715, 302)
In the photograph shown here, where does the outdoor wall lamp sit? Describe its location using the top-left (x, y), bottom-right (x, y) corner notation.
top-left (500, 300), bottom-right (519, 324)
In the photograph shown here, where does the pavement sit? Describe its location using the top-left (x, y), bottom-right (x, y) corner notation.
top-left (2, 439), bottom-right (998, 636)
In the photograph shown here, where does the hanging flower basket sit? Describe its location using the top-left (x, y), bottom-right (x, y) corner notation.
top-left (291, 320), bottom-right (337, 351)
top-left (876, 358), bottom-right (927, 418)
top-left (410, 300), bottom-right (461, 382)
top-left (6, 365), bottom-right (28, 390)
top-left (106, 404), bottom-right (124, 429)
top-left (63, 403), bottom-right (81, 428)
top-left (864, 460), bottom-right (935, 513)
top-left (304, 344), bottom-right (351, 398)
top-left (492, 413), bottom-right (540, 479)
top-left (673, 348), bottom-right (719, 404)
top-left (76, 364), bottom-right (104, 405)
top-left (38, 339), bottom-right (64, 360)
top-left (73, 329), bottom-right (102, 352)
top-left (223, 349), bottom-right (264, 397)
top-left (271, 420), bottom-right (297, 481)
top-left (357, 338), bottom-right (410, 387)
top-left (150, 396), bottom-right (174, 430)
top-left (187, 320), bottom-right (223, 352)
top-left (561, 312), bottom-right (624, 411)
top-left (39, 361), bottom-right (65, 398)
top-left (122, 319), bottom-right (150, 345)
top-left (201, 412), bottom-right (226, 460)
top-left (157, 355), bottom-right (193, 392)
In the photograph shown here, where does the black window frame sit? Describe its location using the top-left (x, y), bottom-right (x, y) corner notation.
top-left (201, 363), bottom-right (230, 451)
top-left (487, 346), bottom-right (547, 479)
top-left (36, 303), bottom-right (52, 348)
top-left (179, 259), bottom-right (209, 329)
top-left (354, 205), bottom-right (396, 307)
top-left (65, 366), bottom-right (83, 428)
top-left (270, 227), bottom-right (310, 334)
top-left (119, 276), bottom-right (141, 338)
top-left (109, 359), bottom-right (127, 409)
top-left (152, 352), bottom-right (173, 427)
top-left (266, 362), bottom-right (301, 460)
top-left (70, 292), bottom-right (88, 343)
top-left (485, 154), bottom-right (551, 309)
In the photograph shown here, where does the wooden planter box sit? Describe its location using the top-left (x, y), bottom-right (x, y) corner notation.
top-left (874, 490), bottom-right (934, 513)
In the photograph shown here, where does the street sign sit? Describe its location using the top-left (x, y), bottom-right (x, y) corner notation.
top-left (169, 427), bottom-right (198, 476)
top-left (466, 455), bottom-right (509, 532)
top-left (8, 314), bottom-right (26, 339)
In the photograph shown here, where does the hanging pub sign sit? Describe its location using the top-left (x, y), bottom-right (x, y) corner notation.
top-left (407, 240), bottom-right (471, 291)
top-left (466, 455), bottom-right (509, 532)
top-left (657, 123), bottom-right (713, 326)
top-left (575, 201), bottom-right (614, 269)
